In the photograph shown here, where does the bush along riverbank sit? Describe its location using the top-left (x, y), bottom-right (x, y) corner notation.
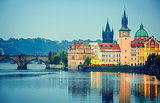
top-left (79, 65), bottom-right (160, 77)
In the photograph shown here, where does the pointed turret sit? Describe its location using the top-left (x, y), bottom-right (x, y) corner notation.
top-left (119, 9), bottom-right (131, 31)
top-left (102, 19), bottom-right (114, 43)
top-left (105, 20), bottom-right (111, 32)
top-left (112, 28), bottom-right (114, 34)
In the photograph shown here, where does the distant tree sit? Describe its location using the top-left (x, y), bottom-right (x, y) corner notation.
top-left (48, 51), bottom-right (52, 64)
top-left (52, 56), bottom-right (61, 64)
top-left (146, 54), bottom-right (160, 66)
top-left (62, 57), bottom-right (68, 67)
top-left (84, 57), bottom-right (91, 65)
top-left (58, 50), bottom-right (68, 64)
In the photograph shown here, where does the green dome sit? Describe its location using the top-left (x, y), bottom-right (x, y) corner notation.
top-left (135, 24), bottom-right (148, 37)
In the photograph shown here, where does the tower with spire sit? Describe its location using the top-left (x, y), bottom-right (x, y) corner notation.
top-left (119, 9), bottom-right (131, 65)
top-left (102, 20), bottom-right (114, 43)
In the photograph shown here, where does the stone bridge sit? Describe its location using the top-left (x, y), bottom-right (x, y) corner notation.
top-left (0, 54), bottom-right (49, 69)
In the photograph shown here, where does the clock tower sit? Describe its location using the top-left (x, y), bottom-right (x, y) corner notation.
top-left (119, 10), bottom-right (131, 65)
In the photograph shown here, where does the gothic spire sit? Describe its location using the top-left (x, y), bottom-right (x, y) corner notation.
top-left (119, 9), bottom-right (131, 31)
top-left (105, 19), bottom-right (111, 32)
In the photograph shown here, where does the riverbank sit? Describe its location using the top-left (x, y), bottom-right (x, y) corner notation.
top-left (78, 65), bottom-right (160, 77)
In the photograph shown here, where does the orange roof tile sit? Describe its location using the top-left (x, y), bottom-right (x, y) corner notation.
top-left (98, 43), bottom-right (120, 50)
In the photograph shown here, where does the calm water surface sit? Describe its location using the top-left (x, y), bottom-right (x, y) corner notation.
top-left (0, 64), bottom-right (160, 103)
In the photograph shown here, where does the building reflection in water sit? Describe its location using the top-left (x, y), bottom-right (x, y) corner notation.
top-left (68, 72), bottom-right (160, 102)
top-left (136, 75), bottom-right (160, 101)
top-left (119, 73), bottom-right (131, 103)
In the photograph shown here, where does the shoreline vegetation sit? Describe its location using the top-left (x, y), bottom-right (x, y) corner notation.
top-left (78, 65), bottom-right (160, 78)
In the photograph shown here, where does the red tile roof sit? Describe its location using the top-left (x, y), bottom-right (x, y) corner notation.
top-left (69, 42), bottom-right (83, 49)
top-left (73, 42), bottom-right (83, 47)
top-left (131, 37), bottom-right (149, 48)
top-left (98, 43), bottom-right (120, 50)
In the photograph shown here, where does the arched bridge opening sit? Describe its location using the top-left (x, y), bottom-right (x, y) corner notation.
top-left (26, 59), bottom-right (48, 70)
top-left (0, 57), bottom-right (18, 70)
top-left (0, 55), bottom-right (49, 70)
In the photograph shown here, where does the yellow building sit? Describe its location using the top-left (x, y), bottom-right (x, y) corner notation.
top-left (131, 24), bottom-right (160, 66)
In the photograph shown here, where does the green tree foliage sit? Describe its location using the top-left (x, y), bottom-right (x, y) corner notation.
top-left (84, 57), bottom-right (91, 65)
top-left (52, 55), bottom-right (61, 64)
top-left (58, 50), bottom-right (68, 66)
top-left (146, 54), bottom-right (160, 66)
top-left (48, 51), bottom-right (57, 64)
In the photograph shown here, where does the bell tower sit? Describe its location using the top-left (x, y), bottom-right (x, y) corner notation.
top-left (119, 9), bottom-right (131, 65)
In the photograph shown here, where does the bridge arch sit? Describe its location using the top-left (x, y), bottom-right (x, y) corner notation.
top-left (25, 59), bottom-right (48, 69)
top-left (0, 57), bottom-right (18, 65)
top-left (0, 57), bottom-right (18, 69)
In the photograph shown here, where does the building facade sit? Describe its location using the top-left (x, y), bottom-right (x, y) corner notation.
top-left (119, 10), bottom-right (131, 65)
top-left (68, 42), bottom-right (92, 69)
top-left (89, 42), bottom-right (121, 65)
top-left (98, 43), bottom-right (121, 65)
top-left (89, 42), bottom-right (101, 65)
top-left (131, 47), bottom-right (137, 66)
top-left (131, 24), bottom-right (160, 66)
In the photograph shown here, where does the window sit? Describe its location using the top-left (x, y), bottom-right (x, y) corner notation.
top-left (113, 59), bottom-right (115, 61)
top-left (106, 55), bottom-right (108, 57)
top-left (119, 54), bottom-right (120, 57)
top-left (125, 50), bottom-right (127, 52)
top-left (105, 45), bottom-right (108, 47)
top-left (106, 59), bottom-right (108, 61)
top-left (125, 38), bottom-right (127, 40)
top-left (83, 56), bottom-right (86, 59)
top-left (102, 54), bottom-right (105, 57)
top-left (110, 45), bottom-right (113, 47)
top-left (100, 45), bottom-right (103, 47)
top-left (72, 56), bottom-right (75, 60)
top-left (125, 56), bottom-right (127, 58)
top-left (109, 55), bottom-right (111, 57)
top-left (131, 58), bottom-right (133, 60)
top-left (109, 59), bottom-right (111, 61)
top-left (135, 58), bottom-right (136, 60)
top-left (117, 59), bottom-right (118, 61)
top-left (84, 50), bottom-right (85, 53)
top-left (102, 59), bottom-right (105, 61)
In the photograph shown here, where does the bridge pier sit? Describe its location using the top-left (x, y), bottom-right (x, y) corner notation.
top-left (17, 65), bottom-right (27, 70)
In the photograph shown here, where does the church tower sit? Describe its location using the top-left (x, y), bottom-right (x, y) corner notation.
top-left (119, 10), bottom-right (131, 65)
top-left (102, 20), bottom-right (114, 43)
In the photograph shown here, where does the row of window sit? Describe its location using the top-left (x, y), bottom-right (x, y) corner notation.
top-left (131, 54), bottom-right (136, 56)
top-left (100, 45), bottom-right (113, 47)
top-left (131, 58), bottom-right (136, 60)
top-left (102, 54), bottom-right (120, 57)
top-left (102, 59), bottom-right (120, 62)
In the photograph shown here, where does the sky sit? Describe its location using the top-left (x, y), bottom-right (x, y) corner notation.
top-left (0, 0), bottom-right (160, 41)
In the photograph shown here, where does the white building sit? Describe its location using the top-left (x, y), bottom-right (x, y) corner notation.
top-left (89, 43), bottom-right (121, 65)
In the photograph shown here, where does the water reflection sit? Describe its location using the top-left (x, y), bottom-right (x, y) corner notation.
top-left (119, 73), bottom-right (131, 103)
top-left (0, 67), bottom-right (160, 103)
top-left (68, 72), bottom-right (160, 103)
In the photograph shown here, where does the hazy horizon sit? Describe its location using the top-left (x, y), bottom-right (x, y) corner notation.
top-left (0, 0), bottom-right (160, 41)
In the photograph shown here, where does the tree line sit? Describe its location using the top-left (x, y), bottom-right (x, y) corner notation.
top-left (48, 50), bottom-right (68, 67)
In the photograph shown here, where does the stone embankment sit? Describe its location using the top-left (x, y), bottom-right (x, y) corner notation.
top-left (79, 65), bottom-right (160, 78)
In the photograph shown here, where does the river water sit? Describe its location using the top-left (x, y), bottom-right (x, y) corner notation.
top-left (0, 63), bottom-right (160, 103)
